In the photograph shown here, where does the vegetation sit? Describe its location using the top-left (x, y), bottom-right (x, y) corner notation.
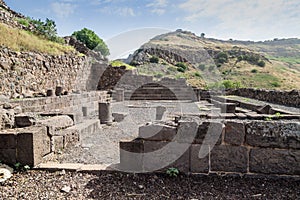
top-left (166, 167), bottom-right (179, 177)
top-left (0, 23), bottom-right (75, 55)
top-left (110, 60), bottom-right (136, 70)
top-left (149, 56), bottom-right (159, 63)
top-left (198, 64), bottom-right (206, 71)
top-left (207, 80), bottom-right (242, 90)
top-left (176, 62), bottom-right (188, 72)
top-left (215, 52), bottom-right (228, 65)
top-left (237, 54), bottom-right (265, 67)
top-left (15, 17), bottom-right (65, 44)
top-left (16, 17), bottom-right (30, 27)
top-left (251, 69), bottom-right (258, 73)
top-left (72, 28), bottom-right (110, 56)
top-left (14, 162), bottom-right (30, 171)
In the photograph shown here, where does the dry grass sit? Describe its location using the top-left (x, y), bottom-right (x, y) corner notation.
top-left (0, 23), bottom-right (75, 55)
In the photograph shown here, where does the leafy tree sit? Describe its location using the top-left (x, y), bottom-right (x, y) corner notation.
top-left (201, 33), bottom-right (205, 38)
top-left (30, 18), bottom-right (63, 43)
top-left (72, 28), bottom-right (110, 56)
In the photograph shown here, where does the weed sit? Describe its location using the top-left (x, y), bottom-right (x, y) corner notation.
top-left (14, 163), bottom-right (31, 171)
top-left (166, 167), bottom-right (179, 177)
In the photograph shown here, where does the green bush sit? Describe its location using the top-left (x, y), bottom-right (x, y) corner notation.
top-left (208, 80), bottom-right (242, 90)
top-left (257, 60), bottom-right (266, 67)
top-left (72, 28), bottom-right (110, 56)
top-left (16, 18), bottom-right (30, 27)
top-left (194, 71), bottom-right (201, 77)
top-left (271, 81), bottom-right (280, 87)
top-left (154, 72), bottom-right (164, 78)
top-left (208, 65), bottom-right (215, 72)
top-left (149, 56), bottom-right (159, 63)
top-left (251, 69), bottom-right (258, 73)
top-left (177, 67), bottom-right (186, 73)
top-left (176, 62), bottom-right (187, 72)
top-left (198, 64), bottom-right (205, 71)
top-left (215, 52), bottom-right (228, 64)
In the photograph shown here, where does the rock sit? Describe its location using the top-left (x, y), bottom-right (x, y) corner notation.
top-left (15, 115), bottom-right (36, 127)
top-left (3, 103), bottom-right (12, 109)
top-left (61, 186), bottom-right (71, 193)
top-left (0, 61), bottom-right (10, 70)
top-left (0, 95), bottom-right (9, 103)
top-left (0, 164), bottom-right (13, 183)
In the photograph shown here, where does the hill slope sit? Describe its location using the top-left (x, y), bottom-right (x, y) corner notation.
top-left (128, 30), bottom-right (300, 90)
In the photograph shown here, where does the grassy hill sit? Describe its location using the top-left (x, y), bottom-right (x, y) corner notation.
top-left (0, 22), bottom-right (75, 55)
top-left (128, 30), bottom-right (300, 90)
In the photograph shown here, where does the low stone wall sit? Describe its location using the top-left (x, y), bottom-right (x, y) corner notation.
top-left (120, 120), bottom-right (300, 176)
top-left (0, 47), bottom-right (108, 98)
top-left (0, 116), bottom-right (101, 167)
top-left (228, 88), bottom-right (300, 108)
top-left (10, 91), bottom-right (109, 116)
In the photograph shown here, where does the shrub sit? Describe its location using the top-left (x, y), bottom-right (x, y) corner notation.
top-left (16, 17), bottom-right (30, 27)
top-left (154, 72), bottom-right (164, 78)
top-left (72, 28), bottom-right (110, 56)
top-left (208, 65), bottom-right (215, 72)
top-left (251, 69), bottom-right (258, 73)
top-left (149, 56), bottom-right (159, 63)
top-left (257, 60), bottom-right (266, 67)
top-left (271, 81), bottom-right (280, 87)
top-left (177, 67), bottom-right (185, 73)
top-left (198, 64), bottom-right (205, 71)
top-left (176, 62), bottom-right (187, 72)
top-left (194, 71), bottom-right (201, 77)
top-left (215, 52), bottom-right (228, 64)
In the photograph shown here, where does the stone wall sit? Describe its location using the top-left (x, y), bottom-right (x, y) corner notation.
top-left (120, 120), bottom-right (300, 176)
top-left (10, 91), bottom-right (109, 117)
top-left (0, 47), bottom-right (107, 98)
top-left (97, 65), bottom-right (197, 101)
top-left (0, 0), bottom-right (34, 31)
top-left (228, 88), bottom-right (300, 108)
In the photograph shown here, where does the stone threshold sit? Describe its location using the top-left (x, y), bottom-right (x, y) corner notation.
top-left (35, 162), bottom-right (118, 172)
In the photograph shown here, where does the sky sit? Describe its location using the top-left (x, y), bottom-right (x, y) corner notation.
top-left (5, 0), bottom-right (300, 58)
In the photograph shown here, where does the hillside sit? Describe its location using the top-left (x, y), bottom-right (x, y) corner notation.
top-left (128, 30), bottom-right (300, 90)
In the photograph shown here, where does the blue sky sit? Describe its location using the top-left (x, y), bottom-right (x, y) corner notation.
top-left (5, 0), bottom-right (300, 58)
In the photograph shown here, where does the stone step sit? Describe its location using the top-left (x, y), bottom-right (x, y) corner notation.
top-left (67, 119), bottom-right (101, 141)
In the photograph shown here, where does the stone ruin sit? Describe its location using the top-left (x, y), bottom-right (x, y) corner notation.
top-left (0, 0), bottom-right (299, 176)
top-left (0, 56), bottom-right (300, 176)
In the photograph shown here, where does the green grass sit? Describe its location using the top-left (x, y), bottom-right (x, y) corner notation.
top-left (0, 22), bottom-right (75, 55)
top-left (242, 73), bottom-right (281, 89)
top-left (266, 55), bottom-right (300, 64)
top-left (110, 60), bottom-right (136, 70)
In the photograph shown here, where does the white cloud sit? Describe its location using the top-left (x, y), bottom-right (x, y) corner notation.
top-left (147, 0), bottom-right (168, 8)
top-left (99, 6), bottom-right (136, 17)
top-left (118, 7), bottom-right (135, 17)
top-left (151, 8), bottom-right (165, 15)
top-left (146, 0), bottom-right (168, 15)
top-left (51, 2), bottom-right (76, 18)
top-left (178, 0), bottom-right (300, 40)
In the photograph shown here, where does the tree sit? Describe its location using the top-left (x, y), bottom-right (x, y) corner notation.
top-left (201, 33), bottom-right (205, 38)
top-left (72, 28), bottom-right (110, 56)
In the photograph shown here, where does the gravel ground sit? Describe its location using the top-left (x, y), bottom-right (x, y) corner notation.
top-left (54, 101), bottom-right (200, 164)
top-left (0, 170), bottom-right (299, 199)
